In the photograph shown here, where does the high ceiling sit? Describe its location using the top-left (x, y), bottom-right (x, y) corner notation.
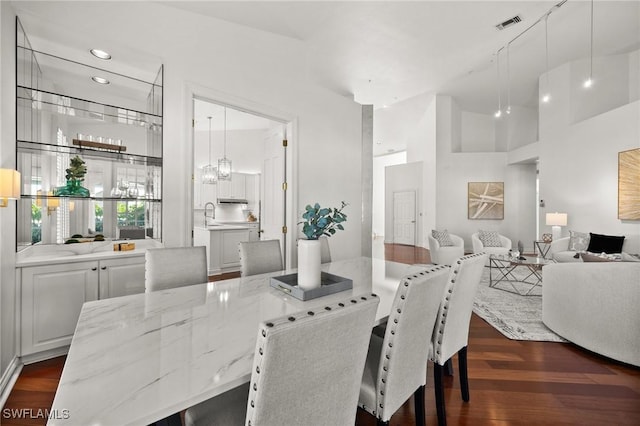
top-left (164, 0), bottom-right (640, 113)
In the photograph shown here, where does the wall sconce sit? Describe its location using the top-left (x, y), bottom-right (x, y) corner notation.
top-left (0, 169), bottom-right (21, 208)
top-left (47, 191), bottom-right (59, 215)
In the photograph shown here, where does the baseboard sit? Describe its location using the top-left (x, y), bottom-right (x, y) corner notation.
top-left (0, 356), bottom-right (23, 408)
top-left (20, 346), bottom-right (69, 365)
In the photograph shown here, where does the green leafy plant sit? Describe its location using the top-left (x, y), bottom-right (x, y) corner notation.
top-left (299, 201), bottom-right (347, 240)
top-left (65, 155), bottom-right (87, 182)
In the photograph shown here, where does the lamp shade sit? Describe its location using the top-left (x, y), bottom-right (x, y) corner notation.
top-left (546, 212), bottom-right (567, 226)
top-left (0, 169), bottom-right (21, 207)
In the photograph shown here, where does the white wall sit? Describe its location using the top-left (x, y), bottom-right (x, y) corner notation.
top-left (461, 111), bottom-right (495, 152)
top-left (384, 161), bottom-right (423, 245)
top-left (538, 100), bottom-right (640, 252)
top-left (372, 151), bottom-right (406, 238)
top-left (0, 0), bottom-right (18, 391)
top-left (194, 129), bottom-right (266, 173)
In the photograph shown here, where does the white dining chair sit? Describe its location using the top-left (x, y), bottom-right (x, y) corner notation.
top-left (238, 239), bottom-right (284, 277)
top-left (145, 246), bottom-right (208, 292)
top-left (429, 253), bottom-right (487, 426)
top-left (184, 294), bottom-right (380, 426)
top-left (359, 265), bottom-right (450, 426)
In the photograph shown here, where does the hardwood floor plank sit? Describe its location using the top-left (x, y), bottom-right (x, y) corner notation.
top-left (3, 243), bottom-right (640, 426)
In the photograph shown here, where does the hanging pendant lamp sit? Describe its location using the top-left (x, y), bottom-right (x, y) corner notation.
top-left (202, 116), bottom-right (217, 184)
top-left (217, 107), bottom-right (232, 181)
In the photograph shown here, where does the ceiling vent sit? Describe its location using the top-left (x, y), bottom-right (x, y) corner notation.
top-left (496, 15), bottom-right (522, 30)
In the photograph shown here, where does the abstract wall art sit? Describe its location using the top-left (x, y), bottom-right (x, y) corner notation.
top-left (468, 182), bottom-right (504, 220)
top-left (618, 148), bottom-right (640, 220)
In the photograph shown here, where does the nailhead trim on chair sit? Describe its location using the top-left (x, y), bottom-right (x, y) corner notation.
top-left (359, 265), bottom-right (448, 419)
top-left (429, 253), bottom-right (484, 363)
top-left (247, 293), bottom-right (378, 425)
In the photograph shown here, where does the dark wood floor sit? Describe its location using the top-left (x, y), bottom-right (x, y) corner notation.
top-left (3, 244), bottom-right (639, 425)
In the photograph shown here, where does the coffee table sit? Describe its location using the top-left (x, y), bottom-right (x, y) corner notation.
top-left (489, 254), bottom-right (554, 296)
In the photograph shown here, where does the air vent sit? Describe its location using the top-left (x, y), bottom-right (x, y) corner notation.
top-left (496, 15), bottom-right (522, 30)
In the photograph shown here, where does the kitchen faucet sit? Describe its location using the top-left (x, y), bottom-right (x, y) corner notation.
top-left (204, 202), bottom-right (215, 225)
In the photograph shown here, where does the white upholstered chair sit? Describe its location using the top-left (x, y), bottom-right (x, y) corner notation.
top-left (359, 265), bottom-right (450, 426)
top-left (429, 253), bottom-right (487, 426)
top-left (184, 294), bottom-right (380, 426)
top-left (471, 232), bottom-right (511, 258)
top-left (428, 233), bottom-right (465, 266)
top-left (145, 246), bottom-right (208, 293)
top-left (238, 240), bottom-right (284, 277)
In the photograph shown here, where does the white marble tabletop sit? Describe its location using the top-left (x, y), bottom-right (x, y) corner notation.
top-left (48, 257), bottom-right (429, 426)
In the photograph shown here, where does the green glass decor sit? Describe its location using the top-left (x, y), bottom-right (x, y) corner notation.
top-left (55, 155), bottom-right (90, 197)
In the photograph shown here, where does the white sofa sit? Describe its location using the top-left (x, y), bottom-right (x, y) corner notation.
top-left (549, 236), bottom-right (633, 262)
top-left (542, 262), bottom-right (640, 367)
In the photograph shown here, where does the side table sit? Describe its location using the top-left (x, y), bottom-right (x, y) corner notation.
top-left (534, 240), bottom-right (551, 259)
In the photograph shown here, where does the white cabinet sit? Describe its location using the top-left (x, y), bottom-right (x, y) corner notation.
top-left (19, 255), bottom-right (145, 359)
top-left (195, 227), bottom-right (250, 275)
top-left (20, 261), bottom-right (99, 357)
top-left (98, 256), bottom-right (146, 299)
top-left (245, 174), bottom-right (260, 207)
top-left (217, 173), bottom-right (246, 200)
top-left (247, 224), bottom-right (260, 241)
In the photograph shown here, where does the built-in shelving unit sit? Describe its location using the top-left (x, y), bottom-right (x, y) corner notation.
top-left (15, 18), bottom-right (163, 250)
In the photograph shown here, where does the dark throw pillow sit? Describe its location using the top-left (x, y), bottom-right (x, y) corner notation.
top-left (586, 233), bottom-right (625, 254)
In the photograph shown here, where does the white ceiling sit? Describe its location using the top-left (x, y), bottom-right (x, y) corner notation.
top-left (164, 0), bottom-right (640, 113)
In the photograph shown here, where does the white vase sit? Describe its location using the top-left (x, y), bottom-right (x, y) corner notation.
top-left (298, 239), bottom-right (322, 290)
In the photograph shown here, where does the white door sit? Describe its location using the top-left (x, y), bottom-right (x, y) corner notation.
top-left (261, 124), bottom-right (286, 261)
top-left (393, 191), bottom-right (416, 245)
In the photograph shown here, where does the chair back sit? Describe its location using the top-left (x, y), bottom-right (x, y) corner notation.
top-left (239, 240), bottom-right (284, 277)
top-left (246, 294), bottom-right (379, 426)
top-left (145, 246), bottom-right (208, 292)
top-left (375, 265), bottom-right (450, 420)
top-left (430, 253), bottom-right (487, 364)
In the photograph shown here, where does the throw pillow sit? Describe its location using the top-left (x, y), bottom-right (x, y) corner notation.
top-left (581, 252), bottom-right (613, 262)
top-left (432, 229), bottom-right (454, 247)
top-left (568, 230), bottom-right (590, 251)
top-left (478, 230), bottom-right (502, 247)
top-left (586, 233), bottom-right (625, 254)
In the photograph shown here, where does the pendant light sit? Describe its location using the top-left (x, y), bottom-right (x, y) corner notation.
top-left (541, 14), bottom-right (551, 103)
top-left (583, 0), bottom-right (594, 88)
top-left (506, 43), bottom-right (511, 115)
top-left (217, 107), bottom-right (232, 181)
top-left (494, 50), bottom-right (502, 118)
top-left (202, 116), bottom-right (217, 184)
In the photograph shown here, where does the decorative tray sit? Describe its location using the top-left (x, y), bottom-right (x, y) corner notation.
top-left (270, 272), bottom-right (353, 301)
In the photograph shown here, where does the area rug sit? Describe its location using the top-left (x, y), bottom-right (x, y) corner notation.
top-left (473, 268), bottom-right (567, 342)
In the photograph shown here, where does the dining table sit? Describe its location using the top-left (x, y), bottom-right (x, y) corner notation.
top-left (47, 256), bottom-right (430, 426)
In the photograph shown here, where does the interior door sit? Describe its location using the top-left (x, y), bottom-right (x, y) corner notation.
top-left (261, 123), bottom-right (286, 262)
top-left (393, 191), bottom-right (416, 245)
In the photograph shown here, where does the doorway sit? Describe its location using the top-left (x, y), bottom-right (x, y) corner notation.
top-left (393, 190), bottom-right (416, 245)
top-left (192, 97), bottom-right (289, 266)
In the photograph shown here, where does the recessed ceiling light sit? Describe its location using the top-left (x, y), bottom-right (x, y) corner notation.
top-left (90, 49), bottom-right (111, 60)
top-left (91, 76), bottom-right (110, 85)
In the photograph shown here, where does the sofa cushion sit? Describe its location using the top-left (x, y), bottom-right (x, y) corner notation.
top-left (568, 230), bottom-right (590, 251)
top-left (478, 230), bottom-right (502, 247)
top-left (581, 252), bottom-right (614, 262)
top-left (586, 233), bottom-right (625, 254)
top-left (553, 251), bottom-right (583, 263)
top-left (431, 229), bottom-right (454, 247)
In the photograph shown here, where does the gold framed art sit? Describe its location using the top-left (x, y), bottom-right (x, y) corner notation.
top-left (618, 148), bottom-right (640, 220)
top-left (468, 182), bottom-right (504, 220)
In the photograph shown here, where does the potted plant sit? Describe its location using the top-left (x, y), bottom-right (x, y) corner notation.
top-left (297, 201), bottom-right (347, 290)
top-left (55, 155), bottom-right (90, 197)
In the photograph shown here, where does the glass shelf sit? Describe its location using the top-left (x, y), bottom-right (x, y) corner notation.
top-left (18, 140), bottom-right (163, 167)
top-left (20, 195), bottom-right (162, 202)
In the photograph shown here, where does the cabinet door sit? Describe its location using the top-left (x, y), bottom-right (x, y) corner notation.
top-left (21, 261), bottom-right (99, 356)
top-left (232, 173), bottom-right (246, 199)
top-left (217, 179), bottom-right (232, 199)
top-left (248, 225), bottom-right (260, 241)
top-left (99, 256), bottom-right (145, 299)
top-left (221, 229), bottom-right (250, 268)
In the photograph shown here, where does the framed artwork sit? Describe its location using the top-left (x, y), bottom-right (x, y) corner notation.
top-left (618, 148), bottom-right (640, 220)
top-left (468, 182), bottom-right (504, 220)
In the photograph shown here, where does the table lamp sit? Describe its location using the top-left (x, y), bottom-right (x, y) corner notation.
top-left (546, 212), bottom-right (567, 241)
top-left (0, 169), bottom-right (20, 207)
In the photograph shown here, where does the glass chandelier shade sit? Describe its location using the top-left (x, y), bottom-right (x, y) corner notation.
top-left (202, 116), bottom-right (217, 184)
top-left (217, 107), bottom-right (232, 181)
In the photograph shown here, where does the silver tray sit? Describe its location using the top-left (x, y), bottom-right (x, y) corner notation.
top-left (270, 272), bottom-right (353, 301)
